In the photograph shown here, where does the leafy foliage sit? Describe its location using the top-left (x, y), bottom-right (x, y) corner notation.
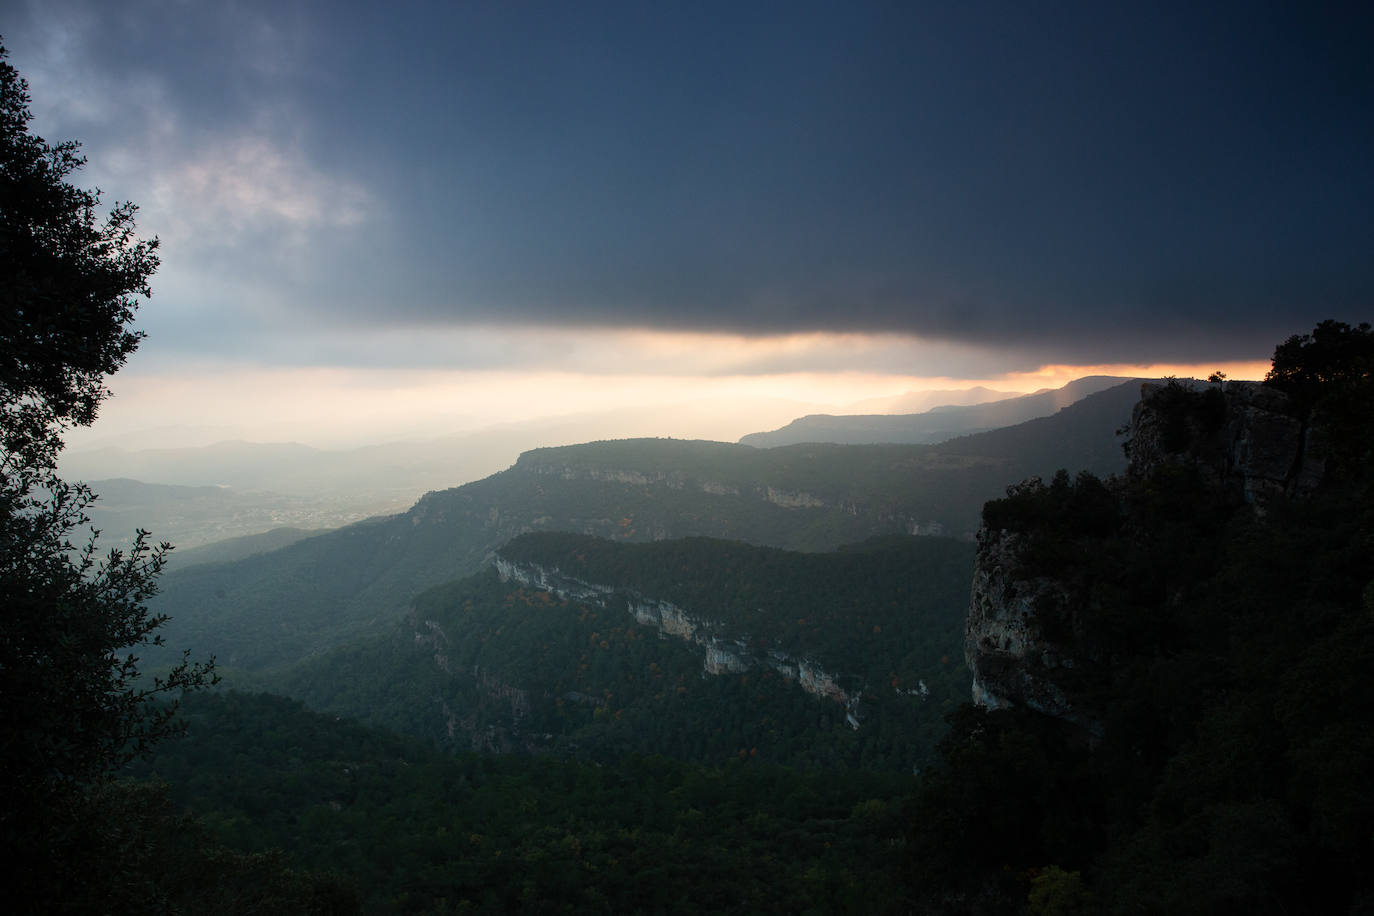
top-left (1265, 319), bottom-right (1374, 403)
top-left (0, 40), bottom-right (215, 909)
top-left (0, 477), bottom-right (212, 796)
top-left (1267, 319), bottom-right (1374, 476)
top-left (0, 43), bottom-right (158, 460)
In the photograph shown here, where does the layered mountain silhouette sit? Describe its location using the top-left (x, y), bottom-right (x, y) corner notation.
top-left (146, 379), bottom-right (1149, 675)
top-left (739, 376), bottom-right (1131, 447)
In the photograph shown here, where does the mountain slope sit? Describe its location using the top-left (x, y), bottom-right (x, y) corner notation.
top-left (265, 533), bottom-right (974, 772)
top-left (842, 385), bottom-right (1017, 414)
top-left (135, 690), bottom-right (914, 914)
top-left (171, 526), bottom-right (328, 568)
top-left (148, 382), bottom-right (1143, 674)
top-left (739, 376), bottom-right (1131, 447)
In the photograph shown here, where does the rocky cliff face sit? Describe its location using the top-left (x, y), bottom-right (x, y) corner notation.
top-left (965, 380), bottom-right (1325, 736)
top-left (1126, 380), bottom-right (1324, 507)
top-left (965, 523), bottom-right (1104, 737)
top-left (495, 556), bottom-right (867, 726)
top-left (516, 454), bottom-right (952, 538)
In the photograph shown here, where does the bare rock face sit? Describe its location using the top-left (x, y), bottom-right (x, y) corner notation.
top-left (966, 380), bottom-right (1326, 736)
top-left (965, 519), bottom-right (1104, 738)
top-left (1127, 381), bottom-right (1323, 508)
top-left (496, 556), bottom-right (866, 722)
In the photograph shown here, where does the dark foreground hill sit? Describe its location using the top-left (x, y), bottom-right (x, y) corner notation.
top-left (905, 323), bottom-right (1374, 913)
top-left (147, 380), bottom-right (1145, 674)
top-left (134, 690), bottom-right (915, 914)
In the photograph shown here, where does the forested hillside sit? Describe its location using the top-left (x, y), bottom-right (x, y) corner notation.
top-left (264, 534), bottom-right (973, 773)
top-left (124, 324), bottom-right (1373, 913)
top-left (133, 691), bottom-right (915, 914)
top-left (147, 386), bottom-right (1134, 675)
top-left (495, 531), bottom-right (970, 686)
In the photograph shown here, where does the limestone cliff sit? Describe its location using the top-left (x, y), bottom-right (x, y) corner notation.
top-left (495, 556), bottom-right (868, 726)
top-left (965, 379), bottom-right (1327, 735)
top-left (516, 453), bottom-right (956, 539)
top-left (1125, 380), bottom-right (1324, 507)
top-left (965, 522), bottom-right (1103, 736)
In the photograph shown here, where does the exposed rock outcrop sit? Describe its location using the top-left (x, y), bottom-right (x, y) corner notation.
top-left (966, 379), bottom-right (1327, 737)
top-left (965, 523), bottom-right (1103, 737)
top-left (496, 556), bottom-right (868, 725)
top-left (1126, 380), bottom-right (1324, 508)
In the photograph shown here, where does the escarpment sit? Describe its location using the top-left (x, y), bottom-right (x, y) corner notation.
top-left (1125, 380), bottom-right (1324, 507)
top-left (494, 555), bottom-right (868, 725)
top-left (965, 378), bottom-right (1332, 737)
top-left (966, 524), bottom-right (1105, 736)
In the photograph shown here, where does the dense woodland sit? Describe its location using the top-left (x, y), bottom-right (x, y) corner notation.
top-left (263, 534), bottom-right (971, 772)
top-left (4, 25), bottom-right (1370, 915)
top-left (123, 322), bottom-right (1374, 914)
top-left (131, 690), bottom-right (914, 914)
top-left (494, 532), bottom-right (971, 693)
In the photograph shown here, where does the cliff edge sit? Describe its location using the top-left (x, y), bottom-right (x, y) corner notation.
top-left (965, 378), bottom-right (1329, 736)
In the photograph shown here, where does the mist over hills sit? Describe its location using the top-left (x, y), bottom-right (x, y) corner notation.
top-left (61, 397), bottom-right (835, 494)
top-left (67, 380), bottom-right (1123, 557)
top-left (146, 380), bottom-right (1145, 675)
top-left (76, 478), bottom-right (347, 552)
top-left (172, 527), bottom-right (328, 568)
top-left (62, 398), bottom-right (835, 549)
top-left (739, 376), bottom-right (1132, 447)
top-left (841, 385), bottom-right (1018, 414)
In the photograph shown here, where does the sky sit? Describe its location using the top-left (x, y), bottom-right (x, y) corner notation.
top-left (5, 0), bottom-right (1370, 448)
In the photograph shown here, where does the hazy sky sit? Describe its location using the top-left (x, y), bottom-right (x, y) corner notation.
top-left (6, 1), bottom-right (1369, 446)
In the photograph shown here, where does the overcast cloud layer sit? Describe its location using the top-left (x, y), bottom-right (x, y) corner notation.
top-left (6, 0), bottom-right (1372, 372)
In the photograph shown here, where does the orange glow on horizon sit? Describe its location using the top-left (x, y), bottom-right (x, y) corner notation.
top-left (969, 360), bottom-right (1274, 393)
top-left (69, 325), bottom-right (1279, 450)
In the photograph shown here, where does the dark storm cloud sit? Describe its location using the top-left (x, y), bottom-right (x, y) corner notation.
top-left (8, 0), bottom-right (1372, 366)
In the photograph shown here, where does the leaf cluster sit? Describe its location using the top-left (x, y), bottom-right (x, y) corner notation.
top-left (1, 43), bottom-right (158, 456)
top-left (0, 40), bottom-right (215, 906)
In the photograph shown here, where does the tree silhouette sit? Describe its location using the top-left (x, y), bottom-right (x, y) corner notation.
top-left (0, 38), bottom-right (216, 904)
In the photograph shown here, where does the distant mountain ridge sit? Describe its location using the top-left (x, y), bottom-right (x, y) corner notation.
top-left (60, 398), bottom-right (834, 500)
top-left (173, 527), bottom-right (327, 568)
top-left (146, 380), bottom-right (1147, 675)
top-left (842, 385), bottom-right (1018, 415)
top-left (739, 376), bottom-right (1131, 447)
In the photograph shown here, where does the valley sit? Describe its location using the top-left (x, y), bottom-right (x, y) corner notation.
top-left (38, 356), bottom-right (1374, 913)
top-left (5, 13), bottom-right (1365, 911)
